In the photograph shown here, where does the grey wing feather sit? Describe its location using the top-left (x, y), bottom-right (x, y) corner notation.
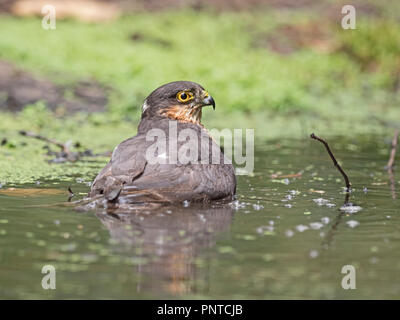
top-left (89, 135), bottom-right (147, 198)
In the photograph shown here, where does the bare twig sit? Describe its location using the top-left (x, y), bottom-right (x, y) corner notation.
top-left (19, 130), bottom-right (69, 153)
top-left (67, 187), bottom-right (75, 202)
top-left (386, 130), bottom-right (399, 170)
top-left (18, 130), bottom-right (110, 163)
top-left (386, 130), bottom-right (399, 199)
top-left (310, 133), bottom-right (351, 191)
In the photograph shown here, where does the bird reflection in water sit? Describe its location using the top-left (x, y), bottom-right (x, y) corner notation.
top-left (95, 203), bottom-right (234, 296)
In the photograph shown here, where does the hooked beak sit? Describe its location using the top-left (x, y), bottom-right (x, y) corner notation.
top-left (201, 91), bottom-right (215, 110)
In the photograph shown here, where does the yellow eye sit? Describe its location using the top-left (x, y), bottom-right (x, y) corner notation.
top-left (177, 91), bottom-right (194, 103)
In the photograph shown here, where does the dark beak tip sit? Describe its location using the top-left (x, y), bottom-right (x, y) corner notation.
top-left (203, 96), bottom-right (215, 110)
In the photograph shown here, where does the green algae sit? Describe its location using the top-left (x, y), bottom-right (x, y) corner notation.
top-left (1, 104), bottom-right (399, 185)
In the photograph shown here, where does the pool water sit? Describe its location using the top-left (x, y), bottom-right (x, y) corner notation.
top-left (0, 135), bottom-right (399, 299)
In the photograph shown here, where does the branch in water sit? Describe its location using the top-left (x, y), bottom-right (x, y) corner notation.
top-left (310, 133), bottom-right (351, 192)
top-left (18, 130), bottom-right (111, 163)
top-left (67, 187), bottom-right (75, 202)
top-left (19, 130), bottom-right (70, 153)
top-left (386, 130), bottom-right (399, 200)
top-left (386, 130), bottom-right (399, 170)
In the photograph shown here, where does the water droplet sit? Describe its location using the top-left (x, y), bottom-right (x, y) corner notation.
top-left (321, 217), bottom-right (330, 224)
top-left (252, 203), bottom-right (264, 210)
top-left (346, 220), bottom-right (360, 228)
top-left (313, 198), bottom-right (334, 207)
top-left (296, 225), bottom-right (309, 232)
top-left (309, 222), bottom-right (324, 230)
top-left (309, 250), bottom-right (319, 258)
top-left (340, 204), bottom-right (362, 213)
top-left (285, 229), bottom-right (294, 237)
top-left (256, 226), bottom-right (274, 234)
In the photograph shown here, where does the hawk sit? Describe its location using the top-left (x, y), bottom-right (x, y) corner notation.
top-left (89, 81), bottom-right (236, 206)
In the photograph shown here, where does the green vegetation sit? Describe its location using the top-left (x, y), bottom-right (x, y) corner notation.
top-left (1, 9), bottom-right (400, 114)
top-left (1, 5), bottom-right (400, 183)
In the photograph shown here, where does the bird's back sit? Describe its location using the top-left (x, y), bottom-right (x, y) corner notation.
top-left (90, 118), bottom-right (236, 205)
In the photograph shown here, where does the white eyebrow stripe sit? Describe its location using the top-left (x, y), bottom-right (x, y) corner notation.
top-left (142, 100), bottom-right (149, 112)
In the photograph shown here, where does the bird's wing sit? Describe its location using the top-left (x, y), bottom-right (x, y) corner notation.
top-left (90, 135), bottom-right (148, 200)
top-left (110, 135), bottom-right (148, 178)
top-left (119, 162), bottom-right (235, 203)
top-left (90, 129), bottom-right (235, 203)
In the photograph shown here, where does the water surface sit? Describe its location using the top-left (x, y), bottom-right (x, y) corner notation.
top-left (0, 135), bottom-right (399, 299)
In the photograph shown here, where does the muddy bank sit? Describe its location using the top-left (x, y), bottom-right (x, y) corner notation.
top-left (0, 60), bottom-right (108, 113)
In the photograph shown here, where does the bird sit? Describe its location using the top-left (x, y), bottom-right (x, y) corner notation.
top-left (89, 81), bottom-right (236, 207)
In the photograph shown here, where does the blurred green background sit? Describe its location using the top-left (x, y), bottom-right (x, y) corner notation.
top-left (1, 0), bottom-right (400, 183)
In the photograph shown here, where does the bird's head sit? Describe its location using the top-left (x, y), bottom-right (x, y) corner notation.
top-left (141, 81), bottom-right (215, 124)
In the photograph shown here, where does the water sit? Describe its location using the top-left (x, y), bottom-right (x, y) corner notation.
top-left (0, 135), bottom-right (399, 299)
